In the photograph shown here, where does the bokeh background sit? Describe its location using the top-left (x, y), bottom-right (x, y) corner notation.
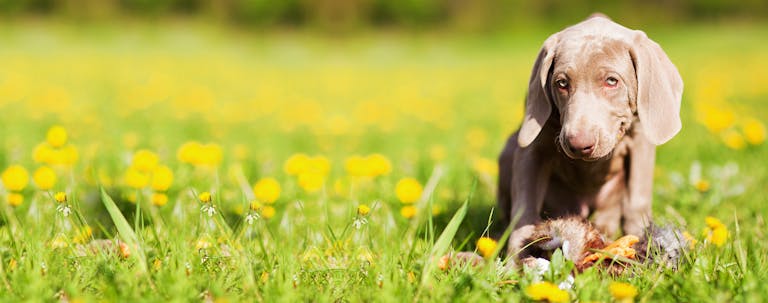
top-left (0, 1), bottom-right (766, 300)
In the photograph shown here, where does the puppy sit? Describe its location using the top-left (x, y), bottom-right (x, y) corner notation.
top-left (497, 15), bottom-right (683, 253)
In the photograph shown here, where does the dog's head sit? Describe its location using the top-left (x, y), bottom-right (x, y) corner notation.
top-left (517, 16), bottom-right (683, 161)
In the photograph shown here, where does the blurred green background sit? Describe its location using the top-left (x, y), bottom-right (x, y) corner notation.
top-left (0, 0), bottom-right (765, 31)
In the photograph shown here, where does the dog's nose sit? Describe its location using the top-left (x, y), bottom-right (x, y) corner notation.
top-left (566, 135), bottom-right (595, 156)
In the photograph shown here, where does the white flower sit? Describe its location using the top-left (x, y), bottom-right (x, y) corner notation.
top-left (353, 217), bottom-right (368, 229)
top-left (201, 204), bottom-right (216, 217)
top-left (245, 213), bottom-right (260, 225)
top-left (56, 204), bottom-right (72, 217)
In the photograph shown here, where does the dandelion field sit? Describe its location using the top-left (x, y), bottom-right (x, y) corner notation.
top-left (1, 22), bottom-right (768, 301)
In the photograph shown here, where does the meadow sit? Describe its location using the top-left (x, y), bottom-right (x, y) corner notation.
top-left (0, 21), bottom-right (767, 301)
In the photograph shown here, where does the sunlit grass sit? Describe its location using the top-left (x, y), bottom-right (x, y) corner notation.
top-left (0, 22), bottom-right (766, 301)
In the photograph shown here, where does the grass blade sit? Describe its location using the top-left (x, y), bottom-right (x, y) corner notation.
top-left (418, 198), bottom-right (469, 290)
top-left (100, 187), bottom-right (148, 273)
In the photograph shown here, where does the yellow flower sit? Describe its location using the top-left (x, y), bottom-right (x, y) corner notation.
top-left (2, 165), bottom-right (29, 191)
top-left (132, 150), bottom-right (159, 173)
top-left (400, 206), bottom-right (417, 219)
top-left (472, 157), bottom-right (498, 176)
top-left (476, 237), bottom-right (498, 258)
top-left (177, 141), bottom-right (203, 164)
top-left (703, 216), bottom-right (728, 247)
top-left (151, 193), bottom-right (168, 207)
top-left (32, 143), bottom-right (54, 163)
top-left (7, 193), bottom-right (24, 207)
top-left (199, 192), bottom-right (212, 204)
top-left (694, 179), bottom-right (710, 192)
top-left (150, 165), bottom-right (174, 191)
top-left (253, 178), bottom-right (281, 203)
top-left (58, 144), bottom-right (79, 165)
top-left (742, 118), bottom-right (766, 145)
top-left (199, 143), bottom-right (223, 166)
top-left (524, 281), bottom-right (569, 303)
top-left (298, 172), bottom-right (325, 193)
top-left (46, 125), bottom-right (68, 148)
top-left (366, 154), bottom-right (392, 176)
top-left (260, 205), bottom-right (276, 219)
top-left (50, 234), bottom-right (69, 249)
top-left (697, 104), bottom-right (735, 134)
top-left (73, 226), bottom-right (93, 244)
top-left (54, 192), bottom-right (67, 203)
top-left (344, 155), bottom-right (367, 177)
top-left (284, 153), bottom-right (310, 176)
top-left (609, 282), bottom-right (638, 302)
top-left (395, 177), bottom-right (423, 204)
top-left (683, 231), bottom-right (698, 248)
top-left (721, 130), bottom-right (746, 150)
top-left (124, 167), bottom-right (149, 189)
top-left (357, 204), bottom-right (370, 216)
top-left (33, 166), bottom-right (57, 190)
top-left (249, 200), bottom-right (262, 211)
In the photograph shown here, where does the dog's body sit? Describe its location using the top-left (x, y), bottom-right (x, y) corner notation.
top-left (498, 15), bottom-right (683, 253)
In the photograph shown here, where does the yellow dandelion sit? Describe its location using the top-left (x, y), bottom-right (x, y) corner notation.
top-left (150, 165), bottom-right (174, 191)
top-left (366, 154), bottom-right (392, 176)
top-left (284, 153), bottom-right (310, 176)
top-left (253, 177), bottom-right (281, 203)
top-left (46, 125), bottom-right (68, 148)
top-left (177, 141), bottom-right (203, 164)
top-left (58, 144), bottom-right (79, 165)
top-left (32, 143), bottom-right (54, 164)
top-left (472, 157), bottom-right (498, 176)
top-left (50, 234), bottom-right (69, 249)
top-left (54, 191), bottom-right (67, 203)
top-left (73, 226), bottom-right (93, 244)
top-left (703, 216), bottom-right (728, 247)
top-left (525, 281), bottom-right (569, 303)
top-left (132, 150), bottom-right (159, 173)
top-left (124, 167), bottom-right (149, 189)
top-left (151, 193), bottom-right (168, 207)
top-left (298, 172), bottom-right (325, 193)
top-left (721, 130), bottom-right (746, 150)
top-left (395, 177), bottom-right (423, 204)
top-left (33, 166), bottom-right (57, 190)
top-left (400, 206), bottom-right (417, 219)
top-left (694, 179), bottom-right (710, 192)
top-left (742, 118), bottom-right (766, 145)
top-left (7, 193), bottom-right (24, 207)
top-left (2, 165), bottom-right (29, 191)
top-left (199, 192), bottom-right (212, 204)
top-left (609, 282), bottom-right (638, 302)
top-left (199, 143), bottom-right (223, 166)
top-left (249, 200), bottom-right (262, 211)
top-left (683, 231), bottom-right (698, 248)
top-left (357, 204), bottom-right (371, 216)
top-left (344, 155), bottom-right (368, 177)
top-left (476, 237), bottom-right (498, 258)
top-left (260, 205), bottom-right (276, 219)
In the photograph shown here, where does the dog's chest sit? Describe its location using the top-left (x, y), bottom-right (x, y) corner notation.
top-left (551, 138), bottom-right (630, 194)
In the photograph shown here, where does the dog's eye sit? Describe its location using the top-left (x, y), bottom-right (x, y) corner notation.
top-left (605, 77), bottom-right (619, 87)
top-left (556, 79), bottom-right (569, 89)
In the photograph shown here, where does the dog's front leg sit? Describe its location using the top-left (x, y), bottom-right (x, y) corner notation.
top-left (624, 132), bottom-right (655, 236)
top-left (507, 146), bottom-right (553, 255)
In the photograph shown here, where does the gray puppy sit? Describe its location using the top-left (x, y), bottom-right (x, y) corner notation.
top-left (497, 15), bottom-right (683, 253)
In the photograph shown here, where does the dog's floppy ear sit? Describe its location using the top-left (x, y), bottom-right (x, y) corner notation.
top-left (518, 35), bottom-right (558, 148)
top-left (629, 31), bottom-right (683, 145)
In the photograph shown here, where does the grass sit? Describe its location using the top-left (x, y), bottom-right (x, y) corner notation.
top-left (0, 21), bottom-right (767, 301)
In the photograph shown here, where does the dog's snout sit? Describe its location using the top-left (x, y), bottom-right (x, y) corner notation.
top-left (566, 134), bottom-right (596, 156)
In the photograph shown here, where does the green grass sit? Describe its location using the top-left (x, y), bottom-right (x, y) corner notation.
top-left (0, 21), bottom-right (767, 301)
